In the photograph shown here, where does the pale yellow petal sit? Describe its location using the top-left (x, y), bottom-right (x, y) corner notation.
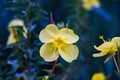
top-left (92, 0), bottom-right (100, 7)
top-left (94, 42), bottom-right (112, 51)
top-left (82, 0), bottom-right (100, 10)
top-left (92, 51), bottom-right (109, 57)
top-left (7, 34), bottom-right (18, 45)
top-left (58, 44), bottom-right (79, 62)
top-left (39, 29), bottom-right (54, 43)
top-left (45, 24), bottom-right (59, 37)
top-left (8, 19), bottom-right (25, 28)
top-left (40, 43), bottom-right (59, 62)
top-left (111, 37), bottom-right (120, 50)
top-left (82, 4), bottom-right (92, 10)
top-left (59, 28), bottom-right (79, 44)
top-left (39, 24), bottom-right (59, 43)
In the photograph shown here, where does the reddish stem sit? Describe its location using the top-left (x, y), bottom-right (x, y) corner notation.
top-left (50, 12), bottom-right (54, 24)
top-left (51, 60), bottom-right (57, 73)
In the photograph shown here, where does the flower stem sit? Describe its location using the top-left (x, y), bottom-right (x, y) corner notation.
top-left (51, 60), bottom-right (57, 73)
top-left (113, 57), bottom-right (120, 72)
top-left (117, 51), bottom-right (120, 69)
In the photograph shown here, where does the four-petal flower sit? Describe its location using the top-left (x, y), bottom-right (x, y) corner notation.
top-left (39, 24), bottom-right (79, 62)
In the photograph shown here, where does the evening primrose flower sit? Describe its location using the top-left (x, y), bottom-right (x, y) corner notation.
top-left (7, 19), bottom-right (27, 45)
top-left (82, 0), bottom-right (100, 10)
top-left (92, 73), bottom-right (105, 80)
top-left (39, 24), bottom-right (79, 62)
top-left (92, 36), bottom-right (120, 62)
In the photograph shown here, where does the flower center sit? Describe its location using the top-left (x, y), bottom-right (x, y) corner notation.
top-left (53, 37), bottom-right (64, 46)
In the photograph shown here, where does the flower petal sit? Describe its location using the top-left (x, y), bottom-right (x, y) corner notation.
top-left (92, 73), bottom-right (105, 80)
top-left (111, 37), bottom-right (120, 50)
top-left (8, 19), bottom-right (25, 28)
top-left (94, 42), bottom-right (113, 51)
top-left (40, 43), bottom-right (59, 62)
top-left (39, 24), bottom-right (59, 43)
top-left (7, 34), bottom-right (17, 45)
top-left (82, 0), bottom-right (100, 10)
top-left (92, 51), bottom-right (109, 57)
top-left (82, 4), bottom-right (92, 10)
top-left (59, 28), bottom-right (79, 44)
top-left (58, 44), bottom-right (79, 62)
top-left (92, 0), bottom-right (100, 7)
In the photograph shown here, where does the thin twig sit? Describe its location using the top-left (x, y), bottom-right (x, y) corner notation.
top-left (113, 57), bottom-right (120, 72)
top-left (51, 60), bottom-right (57, 73)
top-left (117, 51), bottom-right (120, 69)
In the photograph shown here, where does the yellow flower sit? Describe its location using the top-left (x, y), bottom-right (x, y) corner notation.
top-left (93, 36), bottom-right (120, 62)
top-left (82, 0), bottom-right (100, 10)
top-left (7, 19), bottom-right (27, 45)
top-left (92, 73), bottom-right (105, 80)
top-left (39, 24), bottom-right (79, 62)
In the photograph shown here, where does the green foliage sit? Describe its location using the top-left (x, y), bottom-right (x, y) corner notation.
top-left (7, 0), bottom-right (49, 24)
top-left (0, 0), bottom-right (53, 79)
top-left (0, 0), bottom-right (88, 79)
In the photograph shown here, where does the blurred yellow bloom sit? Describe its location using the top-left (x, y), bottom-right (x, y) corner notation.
top-left (39, 24), bottom-right (79, 62)
top-left (93, 36), bottom-right (120, 62)
top-left (82, 0), bottom-right (100, 10)
top-left (92, 73), bottom-right (105, 80)
top-left (7, 19), bottom-right (27, 45)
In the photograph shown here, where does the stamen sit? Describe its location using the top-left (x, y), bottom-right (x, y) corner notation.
top-left (99, 35), bottom-right (105, 42)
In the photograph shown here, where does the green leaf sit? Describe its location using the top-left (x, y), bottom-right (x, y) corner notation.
top-left (30, 13), bottom-right (49, 23)
top-left (8, 0), bottom-right (25, 3)
top-left (14, 14), bottom-right (26, 20)
top-left (57, 22), bottom-right (65, 28)
top-left (31, 9), bottom-right (48, 15)
top-left (7, 6), bottom-right (25, 11)
top-left (37, 77), bottom-right (46, 80)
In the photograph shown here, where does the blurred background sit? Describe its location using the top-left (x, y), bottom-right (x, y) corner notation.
top-left (0, 0), bottom-right (120, 80)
